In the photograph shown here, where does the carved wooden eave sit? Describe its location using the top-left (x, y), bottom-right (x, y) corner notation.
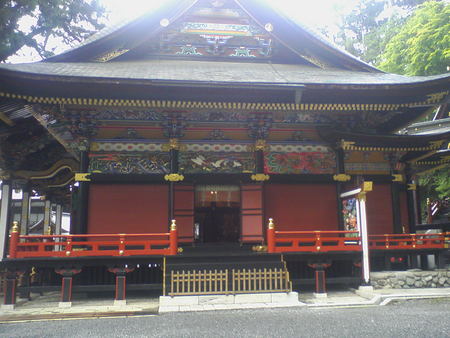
top-left (14, 158), bottom-right (78, 180)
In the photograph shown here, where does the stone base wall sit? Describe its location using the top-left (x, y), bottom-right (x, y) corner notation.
top-left (370, 269), bottom-right (450, 289)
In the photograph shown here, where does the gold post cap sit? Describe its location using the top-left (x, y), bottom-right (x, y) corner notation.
top-left (170, 219), bottom-right (177, 231)
top-left (268, 218), bottom-right (275, 229)
top-left (11, 221), bottom-right (19, 233)
top-left (46, 227), bottom-right (52, 235)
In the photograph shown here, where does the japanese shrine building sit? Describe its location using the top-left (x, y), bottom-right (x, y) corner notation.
top-left (0, 0), bottom-right (449, 305)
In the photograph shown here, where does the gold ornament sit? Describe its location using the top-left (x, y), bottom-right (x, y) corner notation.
top-left (164, 173), bottom-right (185, 182)
top-left (333, 174), bottom-right (351, 182)
top-left (251, 174), bottom-right (270, 181)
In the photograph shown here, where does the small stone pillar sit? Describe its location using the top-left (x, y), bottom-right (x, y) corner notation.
top-left (55, 267), bottom-right (82, 307)
top-left (108, 266), bottom-right (135, 306)
top-left (308, 262), bottom-right (331, 298)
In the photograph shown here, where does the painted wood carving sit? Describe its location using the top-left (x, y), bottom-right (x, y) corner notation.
top-left (264, 152), bottom-right (336, 174)
top-left (179, 152), bottom-right (255, 173)
top-left (89, 153), bottom-right (170, 174)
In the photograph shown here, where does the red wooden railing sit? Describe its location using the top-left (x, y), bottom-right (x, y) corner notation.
top-left (8, 221), bottom-right (178, 259)
top-left (7, 220), bottom-right (449, 258)
top-left (368, 233), bottom-right (447, 250)
top-left (266, 219), bottom-right (449, 254)
top-left (268, 229), bottom-right (362, 253)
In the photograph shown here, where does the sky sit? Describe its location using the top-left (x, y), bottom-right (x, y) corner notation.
top-left (101, 0), bottom-right (359, 29)
top-left (10, 0), bottom-right (360, 63)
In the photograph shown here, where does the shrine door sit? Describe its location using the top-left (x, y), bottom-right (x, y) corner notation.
top-left (241, 183), bottom-right (264, 243)
top-left (174, 184), bottom-right (194, 243)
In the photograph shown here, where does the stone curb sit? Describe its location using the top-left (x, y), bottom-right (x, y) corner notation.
top-left (0, 310), bottom-right (158, 323)
top-left (2, 290), bottom-right (450, 319)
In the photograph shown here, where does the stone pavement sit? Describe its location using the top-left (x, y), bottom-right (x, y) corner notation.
top-left (1, 287), bottom-right (450, 321)
top-left (0, 292), bottom-right (159, 322)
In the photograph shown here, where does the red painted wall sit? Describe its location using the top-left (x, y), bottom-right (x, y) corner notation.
top-left (366, 184), bottom-right (393, 235)
top-left (264, 184), bottom-right (338, 231)
top-left (87, 184), bottom-right (169, 234)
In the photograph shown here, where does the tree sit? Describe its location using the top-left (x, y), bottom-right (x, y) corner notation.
top-left (419, 167), bottom-right (450, 222)
top-left (335, 0), bottom-right (430, 64)
top-left (378, 1), bottom-right (450, 75)
top-left (0, 0), bottom-right (105, 62)
top-left (335, 0), bottom-right (387, 60)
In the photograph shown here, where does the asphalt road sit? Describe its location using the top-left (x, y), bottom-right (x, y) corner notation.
top-left (0, 299), bottom-right (449, 338)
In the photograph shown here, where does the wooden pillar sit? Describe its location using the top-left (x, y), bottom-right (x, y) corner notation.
top-left (391, 182), bottom-right (402, 233)
top-left (255, 149), bottom-right (264, 174)
top-left (76, 151), bottom-right (89, 234)
top-left (405, 165), bottom-right (417, 233)
top-left (170, 149), bottom-right (179, 174)
top-left (267, 218), bottom-right (275, 253)
top-left (55, 204), bottom-right (62, 236)
top-left (413, 180), bottom-right (421, 225)
top-left (0, 180), bottom-right (12, 260)
top-left (335, 148), bottom-right (346, 230)
top-left (20, 186), bottom-right (30, 235)
top-left (54, 204), bottom-right (63, 252)
top-left (2, 270), bottom-right (23, 309)
top-left (108, 266), bottom-right (135, 305)
top-left (55, 268), bottom-right (81, 307)
top-left (308, 262), bottom-right (331, 297)
top-left (168, 148), bottom-right (179, 222)
top-left (43, 199), bottom-right (52, 235)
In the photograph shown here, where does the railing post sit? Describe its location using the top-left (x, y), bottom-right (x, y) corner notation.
top-left (315, 231), bottom-right (322, 252)
top-left (65, 236), bottom-right (73, 257)
top-left (267, 218), bottom-right (275, 253)
top-left (169, 219), bottom-right (178, 255)
top-left (8, 221), bottom-right (19, 259)
top-left (118, 234), bottom-right (126, 256)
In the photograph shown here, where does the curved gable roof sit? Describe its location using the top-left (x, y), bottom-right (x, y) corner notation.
top-left (44, 0), bottom-right (380, 72)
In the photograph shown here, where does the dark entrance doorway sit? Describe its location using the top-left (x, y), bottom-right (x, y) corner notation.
top-left (194, 185), bottom-right (240, 243)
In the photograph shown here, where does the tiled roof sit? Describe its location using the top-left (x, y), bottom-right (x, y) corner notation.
top-left (1, 59), bottom-right (448, 86)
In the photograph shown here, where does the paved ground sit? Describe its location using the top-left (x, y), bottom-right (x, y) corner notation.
top-left (1, 287), bottom-right (450, 319)
top-left (0, 298), bottom-right (449, 338)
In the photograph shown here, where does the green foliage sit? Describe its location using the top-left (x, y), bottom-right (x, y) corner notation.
top-left (335, 0), bottom-right (387, 60)
top-left (419, 167), bottom-right (450, 222)
top-left (363, 15), bottom-right (405, 65)
top-left (420, 167), bottom-right (450, 200)
top-left (378, 1), bottom-right (450, 75)
top-left (0, 0), bottom-right (105, 62)
top-left (335, 0), bottom-right (432, 64)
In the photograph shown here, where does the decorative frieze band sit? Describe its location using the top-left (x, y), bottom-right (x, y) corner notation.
top-left (91, 141), bottom-right (331, 153)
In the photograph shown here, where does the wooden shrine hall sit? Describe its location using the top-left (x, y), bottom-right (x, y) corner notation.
top-left (0, 0), bottom-right (449, 307)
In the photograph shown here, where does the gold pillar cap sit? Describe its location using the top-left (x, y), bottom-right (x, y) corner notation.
top-left (268, 218), bottom-right (275, 229)
top-left (11, 221), bottom-right (19, 233)
top-left (170, 219), bottom-right (177, 231)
